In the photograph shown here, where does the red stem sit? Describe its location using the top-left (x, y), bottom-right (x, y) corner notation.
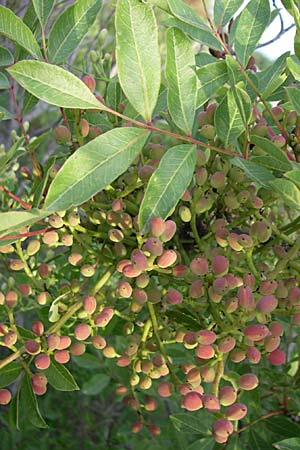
top-left (0, 227), bottom-right (52, 241)
top-left (0, 185), bottom-right (32, 210)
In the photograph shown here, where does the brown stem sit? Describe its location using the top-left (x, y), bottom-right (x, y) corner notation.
top-left (0, 184), bottom-right (32, 209)
top-left (235, 410), bottom-right (284, 435)
top-left (0, 227), bottom-right (52, 241)
top-left (104, 106), bottom-right (243, 159)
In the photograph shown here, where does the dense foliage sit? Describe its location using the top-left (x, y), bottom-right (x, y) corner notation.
top-left (2, 0), bottom-right (300, 449)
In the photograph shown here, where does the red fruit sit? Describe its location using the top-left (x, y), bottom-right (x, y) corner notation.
top-left (161, 220), bottom-right (176, 242)
top-left (54, 125), bottom-right (71, 143)
top-left (47, 333), bottom-right (60, 350)
top-left (269, 321), bottom-right (284, 337)
top-left (117, 355), bottom-right (131, 367)
top-left (238, 285), bottom-right (255, 310)
top-left (166, 288), bottom-right (183, 304)
top-left (117, 280), bottom-right (132, 298)
top-left (34, 354), bottom-right (51, 370)
top-left (267, 348), bottom-right (286, 365)
top-left (0, 389), bottom-right (11, 405)
top-left (122, 264), bottom-right (141, 278)
top-left (230, 348), bottom-right (246, 363)
top-left (94, 307), bottom-right (114, 327)
top-left (70, 342), bottom-right (86, 356)
top-left (4, 332), bottom-right (17, 346)
top-left (157, 249), bottom-right (177, 268)
top-left (149, 217), bottom-right (166, 237)
top-left (148, 424), bottom-right (161, 436)
top-left (247, 346), bottom-right (261, 364)
top-left (190, 257), bottom-right (209, 276)
top-left (182, 391), bottom-right (203, 411)
top-left (213, 418), bottom-right (234, 438)
top-left (288, 286), bottom-right (300, 304)
top-left (32, 383), bottom-right (47, 396)
top-left (38, 263), bottom-right (51, 277)
top-left (131, 250), bottom-right (147, 271)
top-left (42, 230), bottom-right (59, 245)
top-left (257, 294), bottom-right (278, 313)
top-left (144, 397), bottom-right (158, 411)
top-left (92, 335), bottom-right (106, 349)
top-left (18, 283), bottom-right (32, 296)
top-left (186, 367), bottom-right (201, 385)
top-left (264, 335), bottom-right (280, 352)
top-left (83, 295), bottom-right (97, 314)
top-left (211, 255), bottom-right (229, 275)
top-left (219, 386), bottom-right (237, 406)
top-left (25, 339), bottom-right (41, 355)
top-left (202, 394), bottom-right (220, 412)
top-left (197, 330), bottom-right (217, 345)
top-left (218, 337), bottom-right (236, 353)
top-left (32, 373), bottom-right (48, 387)
top-left (225, 297), bottom-right (239, 313)
top-left (32, 321), bottom-right (44, 337)
top-left (213, 277), bottom-right (229, 295)
top-left (200, 366), bottom-right (215, 382)
top-left (82, 75), bottom-right (96, 92)
top-left (131, 421), bottom-right (143, 433)
top-left (259, 279), bottom-right (278, 295)
top-left (135, 273), bottom-right (150, 288)
top-left (173, 264), bottom-right (188, 277)
top-left (133, 288), bottom-right (148, 304)
top-left (157, 381), bottom-right (173, 397)
top-left (5, 290), bottom-right (18, 308)
top-left (54, 349), bottom-right (70, 364)
top-left (74, 323), bottom-right (91, 341)
top-left (142, 237), bottom-right (163, 256)
top-left (244, 324), bottom-right (269, 341)
top-left (239, 373), bottom-right (259, 390)
top-left (195, 344), bottom-right (215, 359)
top-left (226, 403), bottom-right (248, 420)
top-left (80, 265), bottom-right (95, 277)
top-left (188, 281), bottom-right (203, 300)
top-left (57, 335), bottom-right (71, 350)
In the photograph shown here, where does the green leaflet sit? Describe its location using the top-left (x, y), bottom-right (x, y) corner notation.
top-left (0, 6), bottom-right (41, 59)
top-left (0, 46), bottom-right (14, 67)
top-left (285, 86), bottom-right (300, 115)
top-left (232, 158), bottom-right (276, 188)
top-left (0, 209), bottom-right (51, 239)
top-left (269, 179), bottom-right (300, 210)
top-left (7, 61), bottom-right (104, 110)
top-left (115, 0), bottom-right (161, 122)
top-left (45, 128), bottom-right (149, 211)
top-left (162, 17), bottom-right (222, 51)
top-left (32, 0), bottom-right (55, 26)
top-left (44, 359), bottom-right (79, 391)
top-left (214, 0), bottom-right (244, 28)
top-left (196, 61), bottom-right (228, 108)
top-left (166, 28), bottom-right (197, 134)
top-left (215, 87), bottom-right (251, 146)
top-left (47, 0), bottom-right (102, 63)
top-left (139, 144), bottom-right (196, 231)
top-left (20, 373), bottom-right (47, 428)
top-left (234, 0), bottom-right (271, 66)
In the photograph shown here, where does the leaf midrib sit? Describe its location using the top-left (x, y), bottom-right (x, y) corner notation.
top-left (144, 146), bottom-right (195, 219)
top-left (46, 131), bottom-right (147, 209)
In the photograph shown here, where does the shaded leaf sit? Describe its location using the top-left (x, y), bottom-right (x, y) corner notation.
top-left (139, 144), bottom-right (196, 231)
top-left (268, 178), bottom-right (300, 209)
top-left (0, 363), bottom-right (22, 388)
top-left (250, 135), bottom-right (292, 171)
top-left (285, 169), bottom-right (300, 188)
top-left (72, 354), bottom-right (102, 370)
top-left (166, 27), bottom-right (197, 134)
top-left (7, 61), bottom-right (104, 110)
top-left (45, 128), bottom-right (149, 211)
top-left (82, 374), bottom-right (110, 395)
top-left (162, 17), bottom-right (222, 50)
top-left (187, 438), bottom-right (214, 450)
top-left (215, 87), bottom-right (251, 145)
top-left (48, 0), bottom-right (102, 63)
top-left (0, 5), bottom-right (42, 59)
top-left (0, 106), bottom-right (13, 121)
top-left (274, 437), bottom-right (300, 449)
top-left (116, 0), bottom-right (161, 122)
top-left (232, 157), bottom-right (276, 188)
top-left (170, 410), bottom-right (212, 434)
top-left (0, 73), bottom-right (9, 89)
top-left (44, 358), bottom-right (79, 391)
top-left (20, 373), bottom-right (47, 428)
top-left (0, 46), bottom-right (14, 67)
top-left (196, 61), bottom-right (228, 108)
